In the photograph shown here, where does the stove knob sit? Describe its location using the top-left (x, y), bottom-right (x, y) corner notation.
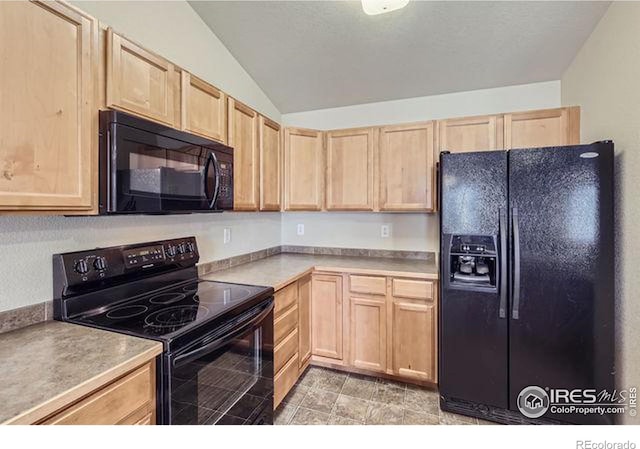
top-left (166, 245), bottom-right (177, 257)
top-left (93, 257), bottom-right (107, 271)
top-left (177, 243), bottom-right (186, 254)
top-left (185, 242), bottom-right (194, 253)
top-left (74, 259), bottom-right (89, 275)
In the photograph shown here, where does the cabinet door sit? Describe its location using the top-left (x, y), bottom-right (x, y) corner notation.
top-left (259, 116), bottom-right (282, 211)
top-left (504, 106), bottom-right (580, 150)
top-left (284, 128), bottom-right (324, 211)
top-left (106, 29), bottom-right (176, 126)
top-left (311, 274), bottom-right (343, 360)
top-left (438, 115), bottom-right (503, 153)
top-left (326, 128), bottom-right (374, 210)
top-left (392, 299), bottom-right (436, 382)
top-left (350, 296), bottom-right (386, 372)
top-left (181, 72), bottom-right (226, 143)
top-left (0, 1), bottom-right (96, 211)
top-left (298, 275), bottom-right (312, 367)
top-left (228, 98), bottom-right (259, 211)
top-left (378, 122), bottom-right (435, 212)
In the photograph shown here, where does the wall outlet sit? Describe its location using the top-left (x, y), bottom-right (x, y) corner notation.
top-left (223, 228), bottom-right (231, 244)
top-left (381, 224), bottom-right (390, 238)
top-left (297, 224), bottom-right (305, 236)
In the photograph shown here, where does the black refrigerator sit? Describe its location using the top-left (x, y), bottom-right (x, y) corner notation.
top-left (438, 142), bottom-right (615, 425)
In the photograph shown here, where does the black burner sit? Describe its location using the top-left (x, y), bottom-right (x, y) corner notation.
top-left (144, 305), bottom-right (209, 329)
top-left (149, 292), bottom-right (187, 305)
top-left (106, 304), bottom-right (148, 320)
top-left (182, 283), bottom-right (199, 295)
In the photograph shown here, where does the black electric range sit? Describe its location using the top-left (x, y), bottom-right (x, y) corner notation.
top-left (53, 237), bottom-right (275, 425)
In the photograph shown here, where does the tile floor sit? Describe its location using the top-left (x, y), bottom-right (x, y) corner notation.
top-left (275, 366), bottom-right (495, 425)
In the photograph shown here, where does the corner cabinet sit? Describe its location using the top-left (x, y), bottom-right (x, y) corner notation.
top-left (228, 98), bottom-right (260, 211)
top-left (181, 72), bottom-right (226, 143)
top-left (378, 122), bottom-right (435, 212)
top-left (325, 128), bottom-right (375, 211)
top-left (106, 29), bottom-right (178, 127)
top-left (259, 116), bottom-right (282, 211)
top-left (0, 1), bottom-right (97, 212)
top-left (284, 128), bottom-right (324, 211)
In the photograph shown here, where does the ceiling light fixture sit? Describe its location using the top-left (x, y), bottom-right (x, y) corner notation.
top-left (361, 0), bottom-right (410, 15)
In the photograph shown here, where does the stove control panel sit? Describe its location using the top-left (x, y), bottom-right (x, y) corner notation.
top-left (53, 237), bottom-right (200, 296)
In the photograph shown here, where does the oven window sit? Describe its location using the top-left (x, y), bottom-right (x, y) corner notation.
top-left (171, 326), bottom-right (274, 425)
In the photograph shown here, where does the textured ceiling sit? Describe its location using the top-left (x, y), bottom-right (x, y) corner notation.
top-left (190, 1), bottom-right (610, 113)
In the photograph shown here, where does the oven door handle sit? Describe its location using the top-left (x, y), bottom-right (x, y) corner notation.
top-left (172, 300), bottom-right (273, 368)
top-left (203, 152), bottom-right (220, 209)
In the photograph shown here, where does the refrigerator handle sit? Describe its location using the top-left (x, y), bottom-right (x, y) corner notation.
top-left (499, 208), bottom-right (507, 319)
top-left (512, 207), bottom-right (521, 320)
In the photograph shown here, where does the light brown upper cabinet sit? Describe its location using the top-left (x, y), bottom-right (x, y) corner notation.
top-left (259, 116), bottom-right (282, 211)
top-left (326, 128), bottom-right (375, 211)
top-left (438, 115), bottom-right (504, 153)
top-left (181, 72), bottom-right (226, 143)
top-left (228, 98), bottom-right (259, 211)
top-left (504, 106), bottom-right (580, 150)
top-left (284, 128), bottom-right (324, 211)
top-left (0, 1), bottom-right (97, 212)
top-left (311, 274), bottom-right (343, 360)
top-left (106, 28), bottom-right (177, 127)
top-left (378, 122), bottom-right (435, 212)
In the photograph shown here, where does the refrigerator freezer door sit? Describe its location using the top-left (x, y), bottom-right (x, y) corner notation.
top-left (508, 143), bottom-right (615, 424)
top-left (440, 151), bottom-right (509, 409)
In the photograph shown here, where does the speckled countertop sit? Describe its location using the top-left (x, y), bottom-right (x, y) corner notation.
top-left (203, 253), bottom-right (438, 290)
top-left (0, 321), bottom-right (162, 424)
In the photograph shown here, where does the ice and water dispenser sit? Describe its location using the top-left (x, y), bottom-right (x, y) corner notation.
top-left (446, 235), bottom-right (498, 291)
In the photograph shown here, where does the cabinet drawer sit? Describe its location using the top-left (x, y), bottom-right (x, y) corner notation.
top-left (275, 282), bottom-right (298, 316)
top-left (274, 328), bottom-right (299, 373)
top-left (350, 275), bottom-right (386, 296)
top-left (274, 304), bottom-right (298, 344)
top-left (42, 362), bottom-right (154, 425)
top-left (392, 279), bottom-right (433, 300)
top-left (274, 352), bottom-right (300, 408)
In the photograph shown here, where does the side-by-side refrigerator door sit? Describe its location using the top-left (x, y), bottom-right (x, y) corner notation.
top-left (439, 150), bottom-right (509, 410)
top-left (508, 143), bottom-right (615, 424)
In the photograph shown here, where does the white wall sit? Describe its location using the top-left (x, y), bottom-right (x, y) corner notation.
top-left (0, 213), bottom-right (280, 312)
top-left (282, 81), bottom-right (562, 252)
top-left (282, 80), bottom-right (560, 130)
top-left (561, 2), bottom-right (640, 424)
top-left (282, 213), bottom-right (438, 252)
top-left (71, 0), bottom-right (281, 120)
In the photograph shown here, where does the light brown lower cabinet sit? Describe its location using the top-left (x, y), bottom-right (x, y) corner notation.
top-left (298, 275), bottom-right (312, 367)
top-left (39, 360), bottom-right (156, 425)
top-left (311, 274), bottom-right (343, 360)
top-left (350, 296), bottom-right (386, 373)
top-left (392, 299), bottom-right (437, 382)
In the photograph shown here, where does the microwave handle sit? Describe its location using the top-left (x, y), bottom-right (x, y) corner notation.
top-left (172, 300), bottom-right (273, 368)
top-left (204, 152), bottom-right (220, 209)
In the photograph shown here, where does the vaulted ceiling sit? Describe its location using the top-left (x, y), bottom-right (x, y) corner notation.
top-left (190, 1), bottom-right (610, 113)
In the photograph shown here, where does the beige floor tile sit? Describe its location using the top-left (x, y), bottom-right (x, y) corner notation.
top-left (282, 384), bottom-right (309, 406)
top-left (290, 407), bottom-right (330, 425)
top-left (403, 409), bottom-right (440, 425)
top-left (371, 383), bottom-right (405, 406)
top-left (274, 401), bottom-right (298, 425)
top-left (404, 387), bottom-right (440, 415)
top-left (365, 403), bottom-right (404, 425)
top-left (341, 376), bottom-right (376, 400)
top-left (300, 388), bottom-right (339, 413)
top-left (333, 395), bottom-right (369, 421)
top-left (439, 410), bottom-right (478, 425)
top-left (328, 414), bottom-right (362, 425)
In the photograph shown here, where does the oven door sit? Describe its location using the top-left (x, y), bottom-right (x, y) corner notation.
top-left (167, 299), bottom-right (274, 425)
top-left (109, 123), bottom-right (221, 213)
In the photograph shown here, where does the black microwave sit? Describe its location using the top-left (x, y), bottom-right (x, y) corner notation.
top-left (99, 110), bottom-right (233, 214)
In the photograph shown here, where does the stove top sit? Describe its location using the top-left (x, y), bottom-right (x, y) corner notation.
top-left (75, 280), bottom-right (270, 339)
